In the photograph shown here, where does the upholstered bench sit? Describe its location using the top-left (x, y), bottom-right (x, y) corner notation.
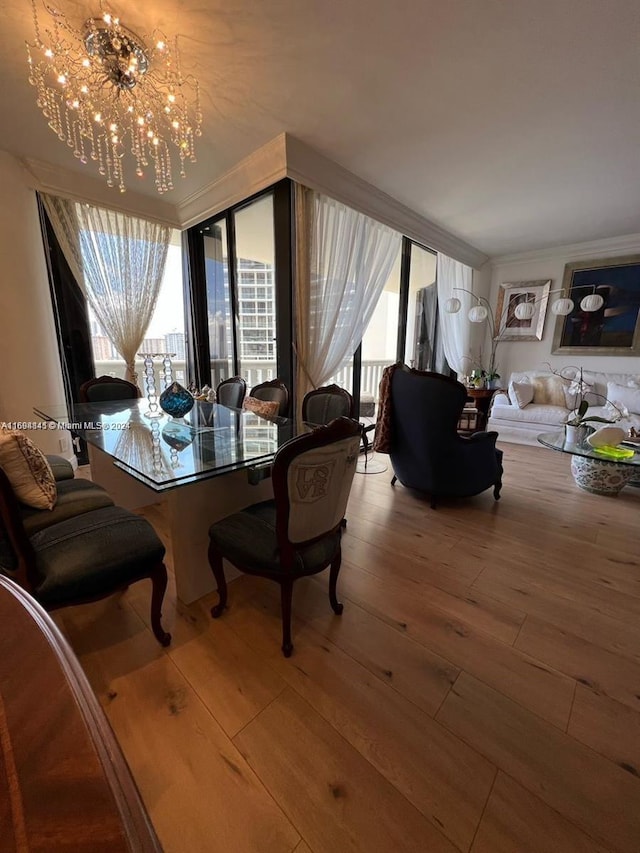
top-left (0, 434), bottom-right (171, 646)
top-left (20, 478), bottom-right (115, 535)
top-left (30, 506), bottom-right (166, 611)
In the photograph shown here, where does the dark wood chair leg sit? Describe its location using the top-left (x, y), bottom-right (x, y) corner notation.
top-left (494, 478), bottom-right (502, 500)
top-left (280, 579), bottom-right (294, 658)
top-left (150, 562), bottom-right (171, 647)
top-left (329, 550), bottom-right (344, 616)
top-left (208, 541), bottom-right (228, 618)
top-left (340, 518), bottom-right (347, 529)
top-left (391, 475), bottom-right (397, 486)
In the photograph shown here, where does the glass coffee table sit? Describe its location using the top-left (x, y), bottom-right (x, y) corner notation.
top-left (537, 431), bottom-right (640, 495)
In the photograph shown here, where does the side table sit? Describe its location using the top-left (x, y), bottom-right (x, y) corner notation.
top-left (465, 388), bottom-right (500, 431)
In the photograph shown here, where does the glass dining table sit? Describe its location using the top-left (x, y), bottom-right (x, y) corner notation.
top-left (34, 399), bottom-right (297, 603)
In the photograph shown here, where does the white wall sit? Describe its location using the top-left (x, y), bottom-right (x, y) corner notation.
top-left (0, 151), bottom-right (71, 457)
top-left (487, 233), bottom-right (640, 380)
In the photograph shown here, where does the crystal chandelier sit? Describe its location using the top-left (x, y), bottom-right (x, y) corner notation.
top-left (26, 1), bottom-right (202, 194)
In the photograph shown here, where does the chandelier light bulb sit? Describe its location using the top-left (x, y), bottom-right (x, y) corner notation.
top-left (26, 0), bottom-right (202, 194)
top-left (580, 293), bottom-right (604, 312)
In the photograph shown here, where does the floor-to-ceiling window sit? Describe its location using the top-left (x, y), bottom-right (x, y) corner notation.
top-left (88, 231), bottom-right (186, 382)
top-left (403, 242), bottom-right (444, 372)
top-left (325, 237), bottom-right (440, 417)
top-left (185, 181), bottom-right (292, 398)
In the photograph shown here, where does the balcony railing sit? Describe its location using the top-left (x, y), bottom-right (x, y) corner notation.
top-left (93, 358), bottom-right (390, 410)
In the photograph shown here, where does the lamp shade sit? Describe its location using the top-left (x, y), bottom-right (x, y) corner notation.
top-left (551, 298), bottom-right (574, 316)
top-left (580, 293), bottom-right (604, 312)
top-left (444, 297), bottom-right (461, 314)
top-left (468, 305), bottom-right (488, 323)
top-left (514, 302), bottom-right (535, 321)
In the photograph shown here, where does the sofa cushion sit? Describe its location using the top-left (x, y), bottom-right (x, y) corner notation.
top-left (531, 375), bottom-right (567, 407)
top-left (607, 382), bottom-right (640, 415)
top-left (0, 431), bottom-right (56, 510)
top-left (490, 402), bottom-right (567, 426)
top-left (508, 380), bottom-right (534, 409)
top-left (21, 478), bottom-right (114, 535)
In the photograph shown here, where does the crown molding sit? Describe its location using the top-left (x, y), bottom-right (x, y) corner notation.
top-left (20, 157), bottom-right (180, 227)
top-left (491, 231), bottom-right (640, 268)
top-left (176, 134), bottom-right (288, 229)
top-left (283, 135), bottom-right (487, 270)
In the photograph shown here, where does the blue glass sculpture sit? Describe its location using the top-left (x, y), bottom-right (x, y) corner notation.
top-left (159, 382), bottom-right (195, 418)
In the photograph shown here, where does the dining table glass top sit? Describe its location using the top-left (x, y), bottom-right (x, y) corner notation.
top-left (34, 399), bottom-right (296, 491)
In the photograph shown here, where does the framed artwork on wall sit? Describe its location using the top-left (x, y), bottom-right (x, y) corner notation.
top-left (552, 254), bottom-right (640, 355)
top-left (495, 279), bottom-right (551, 341)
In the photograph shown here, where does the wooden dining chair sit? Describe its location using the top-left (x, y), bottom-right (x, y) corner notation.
top-left (79, 376), bottom-right (140, 403)
top-left (302, 384), bottom-right (355, 424)
top-left (216, 376), bottom-right (247, 409)
top-left (249, 379), bottom-right (290, 418)
top-left (208, 417), bottom-right (361, 656)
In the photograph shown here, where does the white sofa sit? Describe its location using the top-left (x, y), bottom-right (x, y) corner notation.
top-left (487, 368), bottom-right (640, 446)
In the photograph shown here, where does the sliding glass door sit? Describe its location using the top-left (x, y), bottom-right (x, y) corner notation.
top-left (186, 181), bottom-right (293, 399)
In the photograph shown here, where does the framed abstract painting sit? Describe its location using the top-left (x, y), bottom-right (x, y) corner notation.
top-left (495, 279), bottom-right (551, 341)
top-left (552, 255), bottom-right (640, 355)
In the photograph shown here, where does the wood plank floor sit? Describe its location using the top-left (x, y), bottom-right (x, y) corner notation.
top-left (55, 442), bottom-right (640, 853)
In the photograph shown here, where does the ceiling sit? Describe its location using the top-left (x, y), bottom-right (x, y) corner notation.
top-left (2, 0), bottom-right (639, 257)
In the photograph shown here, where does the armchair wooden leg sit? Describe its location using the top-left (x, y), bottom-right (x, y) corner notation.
top-left (329, 550), bottom-right (344, 616)
top-left (280, 579), bottom-right (294, 658)
top-left (208, 542), bottom-right (228, 618)
top-left (494, 478), bottom-right (502, 500)
top-left (150, 562), bottom-right (171, 647)
top-left (391, 475), bottom-right (397, 486)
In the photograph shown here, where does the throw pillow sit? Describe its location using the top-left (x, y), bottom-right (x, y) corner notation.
top-left (531, 375), bottom-right (567, 407)
top-left (508, 380), bottom-right (534, 409)
top-left (242, 396), bottom-right (280, 418)
top-left (0, 430), bottom-right (57, 510)
top-left (607, 382), bottom-right (640, 415)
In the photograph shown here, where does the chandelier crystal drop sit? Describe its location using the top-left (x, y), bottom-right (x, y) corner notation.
top-left (26, 0), bottom-right (202, 194)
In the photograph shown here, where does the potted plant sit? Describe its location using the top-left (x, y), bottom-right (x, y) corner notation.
top-left (484, 369), bottom-right (501, 390)
top-left (560, 367), bottom-right (614, 444)
top-left (565, 399), bottom-right (613, 444)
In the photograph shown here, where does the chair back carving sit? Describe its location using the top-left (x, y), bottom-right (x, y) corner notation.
top-left (302, 384), bottom-right (355, 425)
top-left (272, 418), bottom-right (360, 562)
top-left (250, 379), bottom-right (290, 418)
top-left (216, 376), bottom-right (247, 409)
top-left (79, 375), bottom-right (140, 403)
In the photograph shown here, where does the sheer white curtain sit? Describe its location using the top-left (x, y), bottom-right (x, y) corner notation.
top-left (41, 194), bottom-right (170, 384)
top-left (436, 254), bottom-right (474, 377)
top-left (294, 187), bottom-right (401, 415)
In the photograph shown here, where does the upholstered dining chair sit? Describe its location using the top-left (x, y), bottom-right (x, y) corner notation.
top-left (388, 366), bottom-right (503, 508)
top-left (0, 466), bottom-right (171, 647)
top-left (208, 417), bottom-right (361, 657)
top-left (79, 375), bottom-right (140, 403)
top-left (216, 376), bottom-right (247, 409)
top-left (249, 378), bottom-right (290, 418)
top-left (302, 384), bottom-right (355, 424)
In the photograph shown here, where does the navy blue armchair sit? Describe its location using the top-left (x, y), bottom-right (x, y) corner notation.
top-left (389, 367), bottom-right (503, 508)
